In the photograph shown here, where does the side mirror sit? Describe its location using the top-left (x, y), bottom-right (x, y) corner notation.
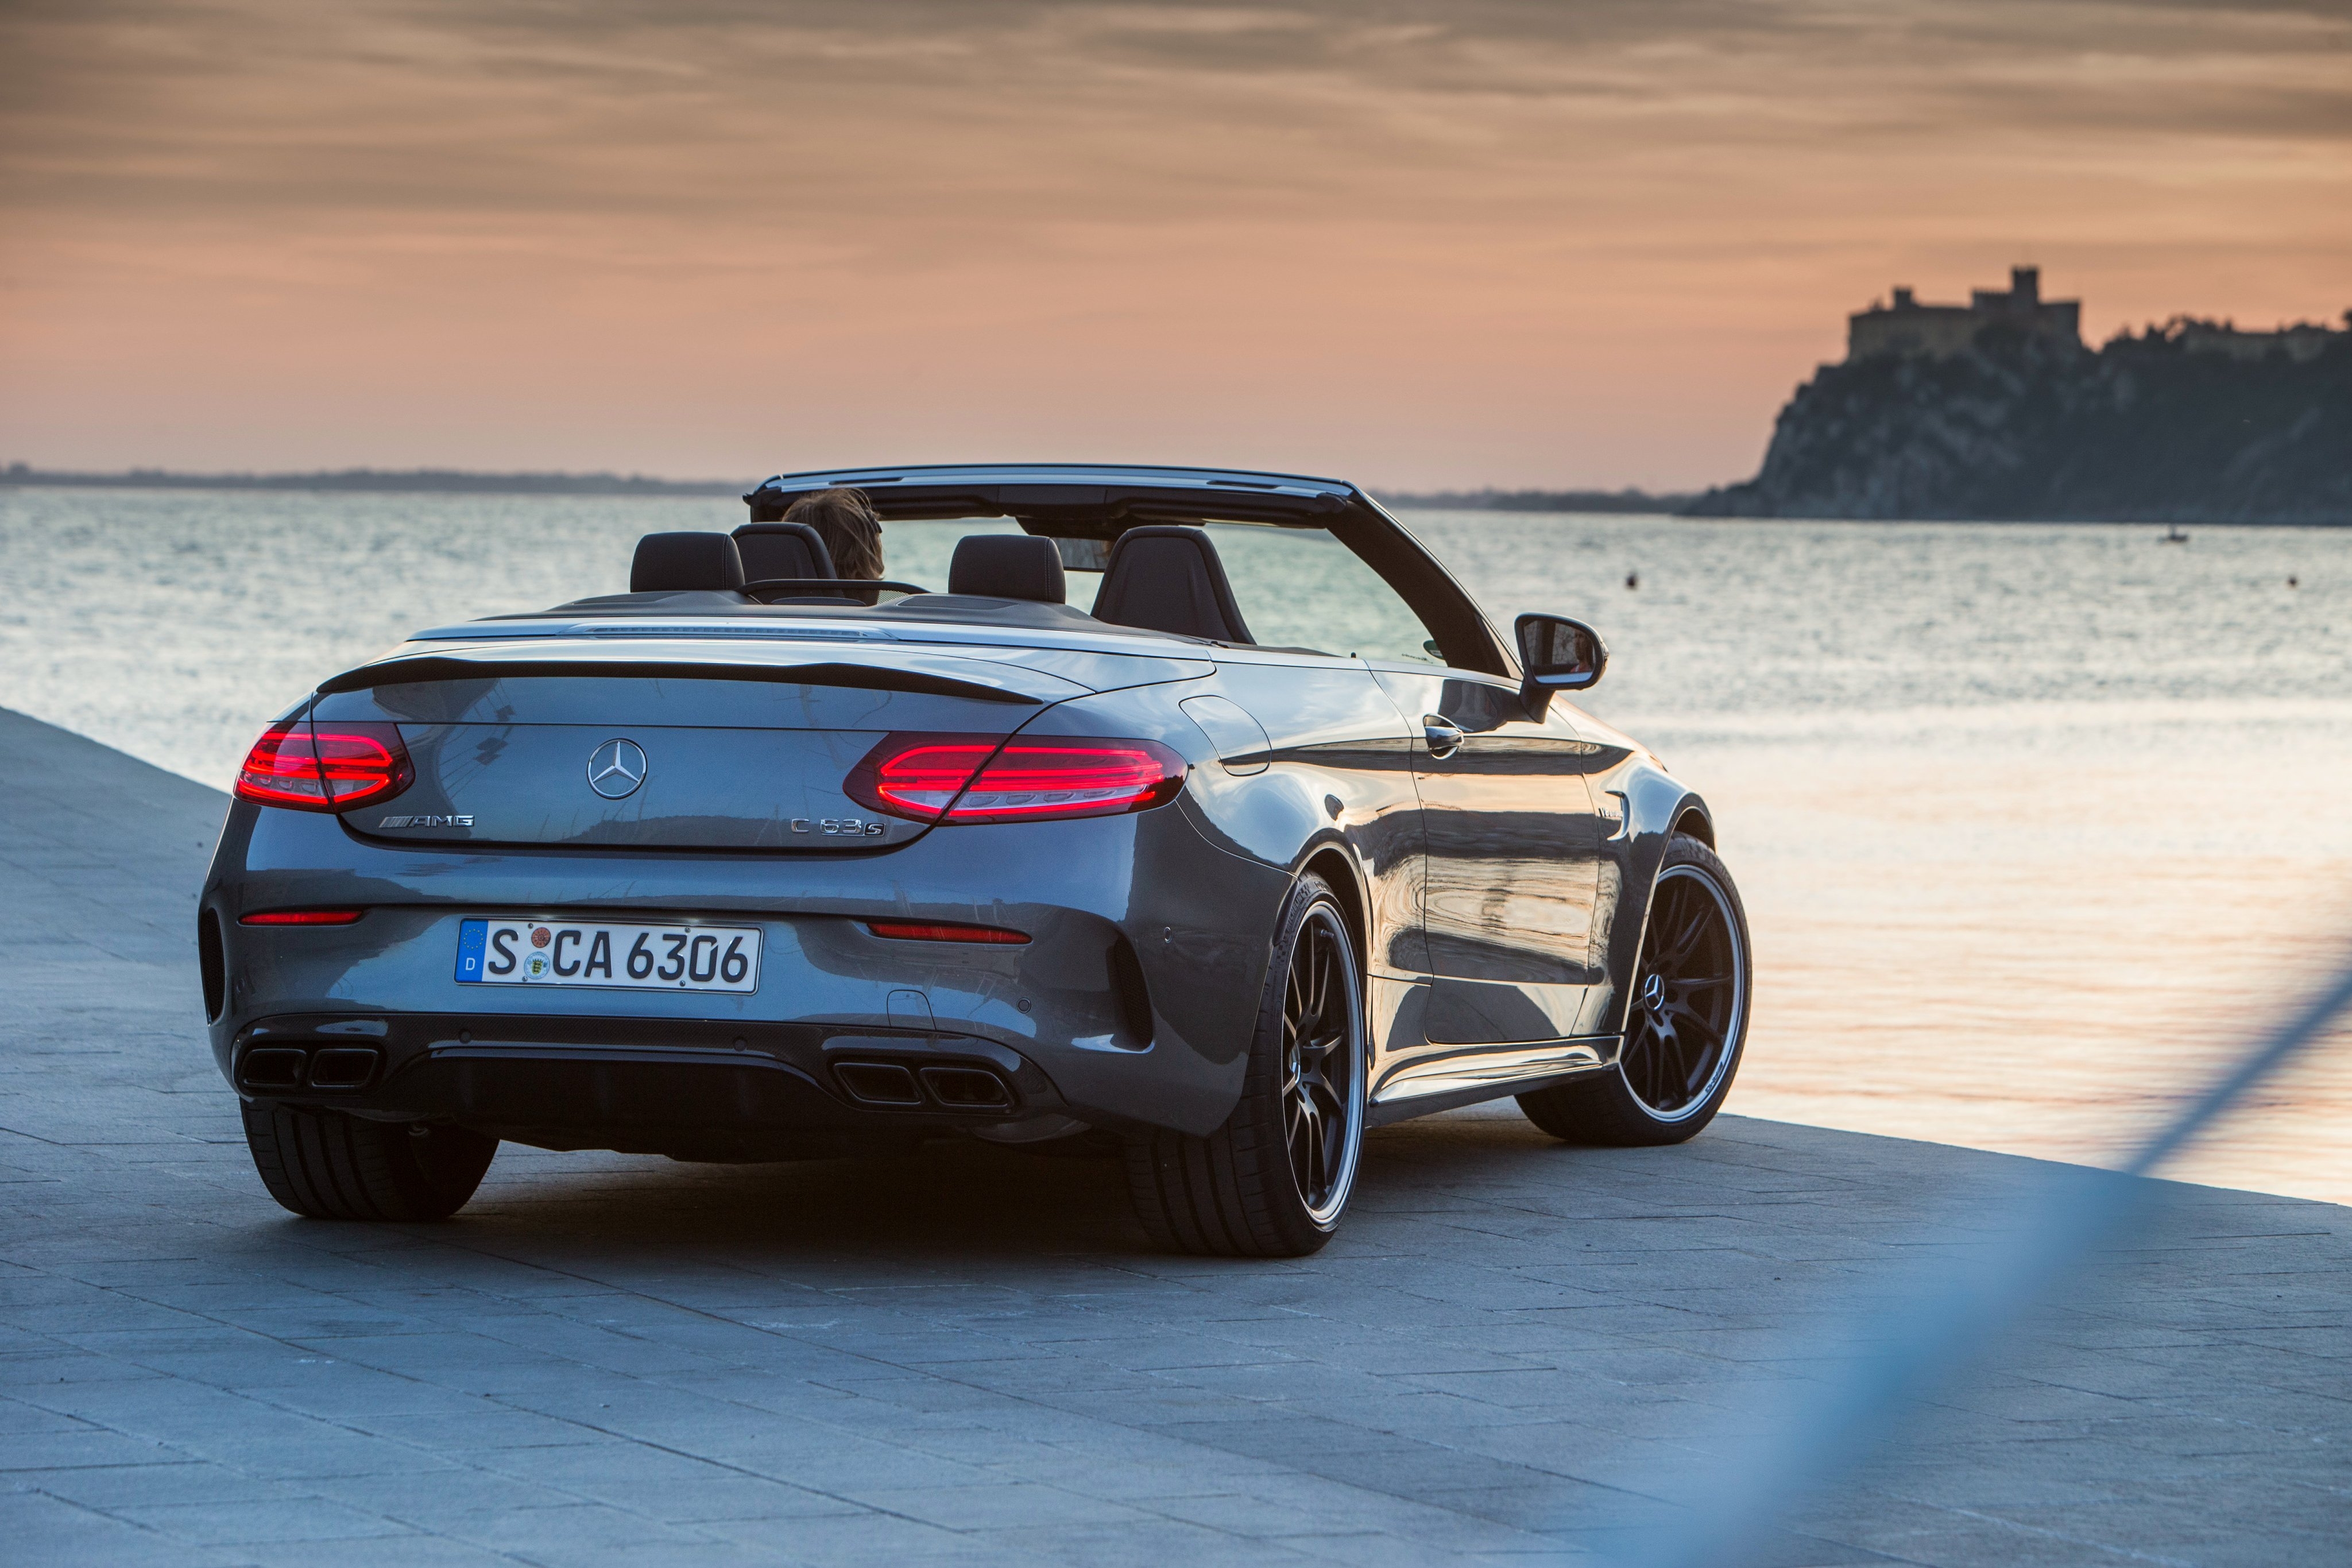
top-left (1515, 613), bottom-right (1607, 714)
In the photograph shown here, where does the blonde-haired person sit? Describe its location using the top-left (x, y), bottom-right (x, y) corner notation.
top-left (783, 487), bottom-right (884, 583)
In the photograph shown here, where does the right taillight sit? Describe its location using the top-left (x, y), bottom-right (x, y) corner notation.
top-left (846, 733), bottom-right (1187, 824)
top-left (235, 719), bottom-right (413, 812)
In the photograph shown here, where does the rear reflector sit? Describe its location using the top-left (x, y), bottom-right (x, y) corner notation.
top-left (235, 719), bottom-right (413, 812)
top-left (241, 909), bottom-right (365, 926)
top-left (865, 920), bottom-right (1030, 944)
top-left (847, 734), bottom-right (1186, 824)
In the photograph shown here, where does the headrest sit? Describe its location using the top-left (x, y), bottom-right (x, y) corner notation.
top-left (732, 521), bottom-right (836, 582)
top-left (946, 535), bottom-right (1066, 603)
top-left (1090, 525), bottom-right (1254, 644)
top-left (630, 532), bottom-right (746, 593)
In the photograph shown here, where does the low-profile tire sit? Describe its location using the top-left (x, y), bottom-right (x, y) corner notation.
top-left (1124, 873), bottom-right (1367, 1257)
top-left (1518, 834), bottom-right (1751, 1147)
top-left (242, 1104), bottom-right (497, 1221)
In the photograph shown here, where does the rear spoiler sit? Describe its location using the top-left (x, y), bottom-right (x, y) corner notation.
top-left (314, 656), bottom-right (1044, 705)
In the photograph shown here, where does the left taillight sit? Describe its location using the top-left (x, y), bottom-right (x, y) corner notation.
top-left (234, 719), bottom-right (413, 812)
top-left (846, 734), bottom-right (1187, 824)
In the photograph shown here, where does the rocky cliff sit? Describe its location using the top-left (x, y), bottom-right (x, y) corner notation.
top-left (1691, 321), bottom-right (2352, 524)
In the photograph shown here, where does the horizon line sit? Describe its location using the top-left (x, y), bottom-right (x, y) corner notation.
top-left (0, 463), bottom-right (1705, 506)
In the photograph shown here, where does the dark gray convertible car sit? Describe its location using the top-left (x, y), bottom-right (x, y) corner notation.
top-left (201, 464), bottom-right (1750, 1255)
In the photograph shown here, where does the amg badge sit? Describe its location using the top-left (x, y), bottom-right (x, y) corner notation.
top-left (378, 814), bottom-right (474, 828)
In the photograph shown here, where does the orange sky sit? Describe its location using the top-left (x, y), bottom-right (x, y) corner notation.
top-left (2, 1), bottom-right (2347, 489)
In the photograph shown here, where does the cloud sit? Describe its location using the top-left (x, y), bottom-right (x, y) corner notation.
top-left (1, 1), bottom-right (2346, 483)
top-left (10, 1), bottom-right (2346, 224)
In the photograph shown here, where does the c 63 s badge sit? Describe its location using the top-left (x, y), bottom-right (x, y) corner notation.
top-left (378, 814), bottom-right (474, 828)
top-left (792, 816), bottom-right (886, 837)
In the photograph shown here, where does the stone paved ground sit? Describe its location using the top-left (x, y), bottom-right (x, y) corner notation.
top-left (2, 706), bottom-right (2347, 1566)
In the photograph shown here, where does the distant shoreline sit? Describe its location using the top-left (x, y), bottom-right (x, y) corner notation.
top-left (0, 464), bottom-right (749, 497)
top-left (7, 467), bottom-right (2333, 526)
top-left (1, 466), bottom-right (1702, 514)
top-left (1374, 487), bottom-right (1697, 514)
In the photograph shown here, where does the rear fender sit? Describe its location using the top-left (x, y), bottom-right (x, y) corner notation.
top-left (1000, 683), bottom-right (1288, 1133)
top-left (1014, 677), bottom-right (1414, 1123)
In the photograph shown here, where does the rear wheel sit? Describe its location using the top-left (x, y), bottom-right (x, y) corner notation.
top-left (242, 1104), bottom-right (497, 1220)
top-left (1518, 834), bottom-right (1750, 1146)
top-left (1124, 874), bottom-right (1366, 1257)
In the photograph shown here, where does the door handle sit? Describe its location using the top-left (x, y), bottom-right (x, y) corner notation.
top-left (1421, 716), bottom-right (1465, 759)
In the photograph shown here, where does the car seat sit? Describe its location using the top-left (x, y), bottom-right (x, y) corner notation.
top-left (946, 535), bottom-right (1066, 603)
top-left (731, 522), bottom-right (837, 583)
top-left (1089, 525), bottom-right (1254, 643)
top-left (630, 532), bottom-right (746, 593)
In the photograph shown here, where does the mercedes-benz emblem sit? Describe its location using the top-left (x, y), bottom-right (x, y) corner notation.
top-left (586, 738), bottom-right (648, 800)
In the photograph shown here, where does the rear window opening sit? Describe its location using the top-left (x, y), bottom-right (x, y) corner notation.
top-left (539, 513), bottom-right (1449, 666)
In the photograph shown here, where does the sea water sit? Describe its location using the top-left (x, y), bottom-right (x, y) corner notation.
top-left (5, 488), bottom-right (2349, 1201)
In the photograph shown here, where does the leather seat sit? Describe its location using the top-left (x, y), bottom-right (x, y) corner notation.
top-left (1089, 525), bottom-right (1254, 643)
top-left (946, 535), bottom-right (1066, 603)
top-left (630, 532), bottom-right (745, 593)
top-left (731, 522), bottom-right (835, 582)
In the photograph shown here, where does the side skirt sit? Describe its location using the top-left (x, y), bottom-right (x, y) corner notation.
top-left (1366, 1035), bottom-right (1622, 1126)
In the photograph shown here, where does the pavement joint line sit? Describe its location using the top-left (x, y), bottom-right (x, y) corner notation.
top-left (4, 1290), bottom-right (916, 1540)
top-left (1875, 1497), bottom-right (2203, 1567)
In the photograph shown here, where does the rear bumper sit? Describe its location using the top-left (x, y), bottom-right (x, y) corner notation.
top-left (229, 1011), bottom-right (1076, 1160)
top-left (202, 798), bottom-right (1294, 1147)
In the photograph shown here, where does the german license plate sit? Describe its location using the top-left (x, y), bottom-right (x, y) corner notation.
top-left (455, 919), bottom-right (761, 993)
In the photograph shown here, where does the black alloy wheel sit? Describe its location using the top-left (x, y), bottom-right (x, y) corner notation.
top-left (1125, 874), bottom-right (1367, 1256)
top-left (1282, 903), bottom-right (1360, 1221)
top-left (1620, 864), bottom-right (1743, 1117)
top-left (1518, 834), bottom-right (1750, 1147)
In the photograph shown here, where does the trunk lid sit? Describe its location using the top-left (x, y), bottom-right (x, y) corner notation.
top-left (307, 641), bottom-right (1098, 851)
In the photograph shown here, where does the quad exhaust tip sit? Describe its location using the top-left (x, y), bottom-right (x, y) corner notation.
top-left (834, 1060), bottom-right (1014, 1113)
top-left (919, 1065), bottom-right (1015, 1110)
top-left (235, 1045), bottom-right (381, 1092)
top-left (834, 1062), bottom-right (923, 1106)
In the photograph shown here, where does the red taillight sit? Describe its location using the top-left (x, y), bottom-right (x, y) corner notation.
top-left (235, 722), bottom-right (332, 807)
top-left (866, 920), bottom-right (1031, 944)
top-left (849, 737), bottom-right (1002, 820)
top-left (235, 719), bottom-right (413, 812)
top-left (240, 909), bottom-right (365, 926)
top-left (847, 734), bottom-right (1187, 824)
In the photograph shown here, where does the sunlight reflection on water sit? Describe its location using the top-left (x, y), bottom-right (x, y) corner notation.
top-left (5, 490), bottom-right (2348, 1201)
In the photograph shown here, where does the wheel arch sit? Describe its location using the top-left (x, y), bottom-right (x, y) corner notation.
top-left (1670, 803), bottom-right (1714, 846)
top-left (1593, 784), bottom-right (1717, 1037)
top-left (1295, 837), bottom-right (1371, 986)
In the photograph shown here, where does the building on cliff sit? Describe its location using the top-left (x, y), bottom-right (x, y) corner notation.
top-left (1690, 281), bottom-right (2347, 524)
top-left (2171, 317), bottom-right (2343, 363)
top-left (1847, 266), bottom-right (2082, 361)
